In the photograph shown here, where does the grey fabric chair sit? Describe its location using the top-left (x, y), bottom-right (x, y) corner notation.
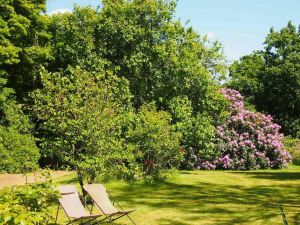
top-left (55, 185), bottom-right (102, 225)
top-left (83, 184), bottom-right (136, 224)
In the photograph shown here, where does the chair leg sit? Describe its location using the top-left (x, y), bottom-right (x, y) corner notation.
top-left (66, 221), bottom-right (74, 225)
top-left (108, 219), bottom-right (116, 225)
top-left (66, 214), bottom-right (75, 225)
top-left (126, 214), bottom-right (136, 225)
top-left (55, 205), bottom-right (60, 224)
top-left (90, 204), bottom-right (94, 214)
top-left (107, 191), bottom-right (136, 225)
top-left (279, 205), bottom-right (289, 225)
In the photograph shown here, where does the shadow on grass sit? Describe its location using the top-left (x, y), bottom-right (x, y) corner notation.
top-left (156, 218), bottom-right (191, 225)
top-left (54, 169), bottom-right (300, 224)
top-left (108, 175), bottom-right (300, 224)
top-left (234, 171), bottom-right (300, 181)
top-left (56, 176), bottom-right (78, 185)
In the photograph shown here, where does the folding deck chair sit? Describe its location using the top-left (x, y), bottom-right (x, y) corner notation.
top-left (83, 184), bottom-right (136, 224)
top-left (55, 185), bottom-right (102, 225)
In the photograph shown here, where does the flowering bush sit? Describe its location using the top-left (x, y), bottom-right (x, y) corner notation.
top-left (197, 88), bottom-right (291, 170)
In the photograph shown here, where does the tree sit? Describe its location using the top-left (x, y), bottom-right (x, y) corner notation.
top-left (0, 0), bottom-right (230, 177)
top-left (48, 6), bottom-right (97, 71)
top-left (31, 65), bottom-right (133, 189)
top-left (96, 0), bottom-right (227, 111)
top-left (0, 0), bottom-right (51, 99)
top-left (228, 52), bottom-right (264, 108)
top-left (167, 96), bottom-right (225, 169)
top-left (47, 1), bottom-right (227, 115)
top-left (229, 22), bottom-right (300, 137)
top-left (0, 77), bottom-right (39, 173)
top-left (0, 0), bottom-right (46, 172)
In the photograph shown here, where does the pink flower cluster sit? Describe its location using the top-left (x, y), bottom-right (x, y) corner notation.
top-left (199, 88), bottom-right (291, 170)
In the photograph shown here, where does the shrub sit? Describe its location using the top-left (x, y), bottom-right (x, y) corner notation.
top-left (0, 171), bottom-right (59, 224)
top-left (0, 128), bottom-right (40, 173)
top-left (284, 137), bottom-right (300, 165)
top-left (126, 103), bottom-right (183, 179)
top-left (167, 96), bottom-right (227, 170)
top-left (198, 88), bottom-right (291, 170)
top-left (0, 78), bottom-right (39, 173)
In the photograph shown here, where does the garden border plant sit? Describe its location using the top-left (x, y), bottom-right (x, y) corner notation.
top-left (194, 88), bottom-right (292, 170)
top-left (0, 170), bottom-right (59, 225)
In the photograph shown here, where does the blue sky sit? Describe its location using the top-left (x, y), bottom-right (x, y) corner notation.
top-left (46, 0), bottom-right (300, 61)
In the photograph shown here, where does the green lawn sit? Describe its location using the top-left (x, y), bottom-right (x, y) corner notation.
top-left (53, 166), bottom-right (300, 225)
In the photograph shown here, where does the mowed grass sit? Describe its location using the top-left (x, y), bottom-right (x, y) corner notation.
top-left (53, 165), bottom-right (300, 225)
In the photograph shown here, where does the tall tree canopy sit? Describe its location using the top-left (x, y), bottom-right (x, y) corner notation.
top-left (229, 22), bottom-right (300, 137)
top-left (47, 1), bottom-right (227, 114)
top-left (0, 0), bottom-right (51, 99)
top-left (0, 0), bottom-right (46, 172)
top-left (0, 77), bottom-right (39, 172)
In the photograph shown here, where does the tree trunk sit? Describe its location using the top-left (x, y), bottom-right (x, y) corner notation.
top-left (77, 170), bottom-right (87, 199)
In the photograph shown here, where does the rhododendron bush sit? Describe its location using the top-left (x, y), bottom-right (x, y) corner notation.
top-left (197, 88), bottom-right (291, 170)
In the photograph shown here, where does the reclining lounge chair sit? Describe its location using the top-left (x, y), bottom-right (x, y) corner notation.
top-left (83, 184), bottom-right (136, 224)
top-left (55, 185), bottom-right (102, 225)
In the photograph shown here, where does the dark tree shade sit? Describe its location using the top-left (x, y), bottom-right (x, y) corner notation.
top-left (0, 0), bottom-right (51, 99)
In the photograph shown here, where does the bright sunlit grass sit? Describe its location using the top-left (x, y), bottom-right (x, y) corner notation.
top-left (52, 165), bottom-right (300, 224)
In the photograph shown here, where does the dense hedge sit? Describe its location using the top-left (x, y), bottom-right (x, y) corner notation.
top-left (0, 78), bottom-right (39, 173)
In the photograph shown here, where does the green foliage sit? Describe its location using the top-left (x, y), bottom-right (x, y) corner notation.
top-left (229, 22), bottom-right (300, 137)
top-left (0, 78), bottom-right (39, 173)
top-left (97, 0), bottom-right (226, 110)
top-left (177, 114), bottom-right (217, 170)
top-left (32, 65), bottom-right (183, 181)
top-left (126, 103), bottom-right (182, 179)
top-left (0, 172), bottom-right (59, 224)
top-left (167, 95), bottom-right (228, 169)
top-left (1, 0), bottom-right (231, 180)
top-left (48, 6), bottom-right (97, 70)
top-left (284, 137), bottom-right (299, 154)
top-left (0, 0), bottom-right (51, 98)
top-left (30, 0), bottom-right (228, 178)
top-left (284, 137), bottom-right (300, 165)
top-left (183, 114), bottom-right (217, 159)
top-left (228, 52), bottom-right (264, 105)
top-left (167, 96), bottom-right (193, 124)
top-left (31, 65), bottom-right (133, 183)
top-left (46, 1), bottom-right (226, 113)
top-left (0, 127), bottom-right (40, 173)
